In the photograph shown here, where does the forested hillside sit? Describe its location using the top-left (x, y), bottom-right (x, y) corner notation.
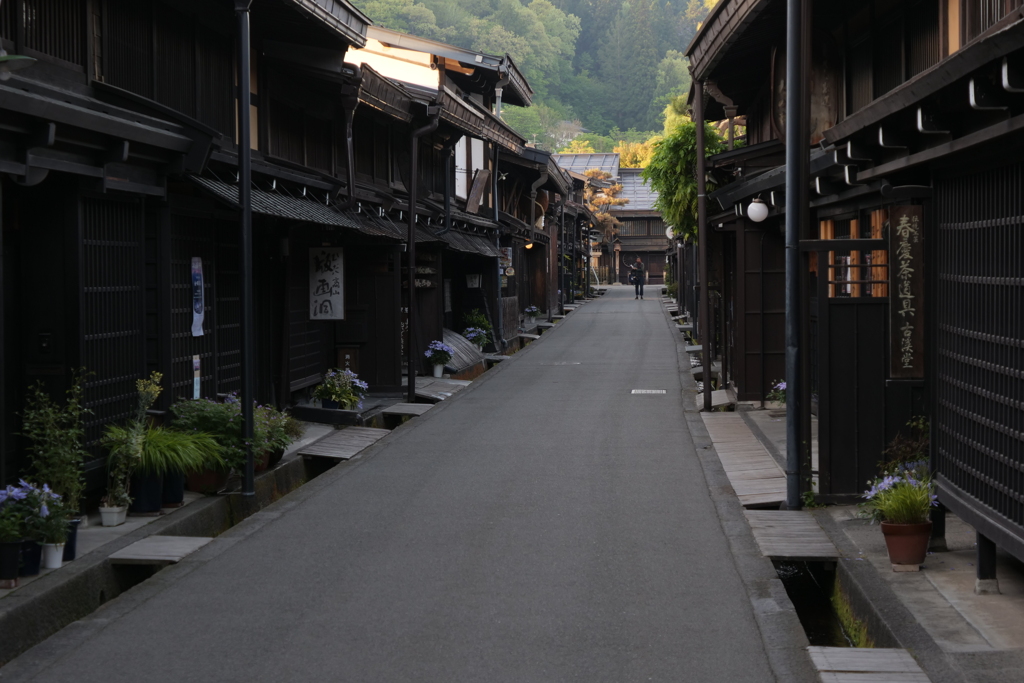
top-left (352, 0), bottom-right (716, 149)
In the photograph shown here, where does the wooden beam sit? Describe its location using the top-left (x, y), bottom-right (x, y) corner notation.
top-left (969, 76), bottom-right (1011, 111)
top-left (859, 111), bottom-right (1024, 181)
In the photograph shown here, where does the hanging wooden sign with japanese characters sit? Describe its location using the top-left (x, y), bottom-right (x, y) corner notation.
top-left (889, 206), bottom-right (924, 378)
top-left (310, 247), bottom-right (344, 320)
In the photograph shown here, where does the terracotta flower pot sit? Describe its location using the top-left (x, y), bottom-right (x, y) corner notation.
top-left (266, 446), bottom-right (286, 470)
top-left (881, 521), bottom-right (933, 566)
top-left (186, 468), bottom-right (229, 495)
top-left (253, 449), bottom-right (271, 473)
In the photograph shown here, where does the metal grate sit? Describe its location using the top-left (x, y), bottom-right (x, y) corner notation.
top-left (104, 0), bottom-right (153, 98)
top-left (906, 0), bottom-right (940, 78)
top-left (20, 0), bottom-right (85, 67)
top-left (169, 215), bottom-right (217, 401)
top-left (935, 163), bottom-right (1024, 535)
top-left (965, 0), bottom-right (1023, 42)
top-left (872, 18), bottom-right (905, 99)
top-left (153, 3), bottom-right (196, 118)
top-left (81, 197), bottom-right (145, 456)
top-left (215, 235), bottom-right (241, 396)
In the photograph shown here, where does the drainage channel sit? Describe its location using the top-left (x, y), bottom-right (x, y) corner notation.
top-left (0, 454), bottom-right (340, 667)
top-left (774, 560), bottom-right (861, 647)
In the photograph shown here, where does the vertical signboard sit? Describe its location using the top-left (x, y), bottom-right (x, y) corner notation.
top-left (890, 205), bottom-right (924, 378)
top-left (191, 257), bottom-right (205, 336)
top-left (310, 247), bottom-right (344, 320)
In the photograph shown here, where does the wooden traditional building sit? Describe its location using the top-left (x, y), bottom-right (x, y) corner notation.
top-left (687, 0), bottom-right (1024, 580)
top-left (613, 168), bottom-right (668, 286)
top-left (0, 1), bottom-right (563, 495)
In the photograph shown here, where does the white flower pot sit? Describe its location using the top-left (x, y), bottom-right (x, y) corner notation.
top-left (433, 364), bottom-right (444, 378)
top-left (41, 543), bottom-right (65, 569)
top-left (527, 316), bottom-right (536, 325)
top-left (99, 506), bottom-right (127, 527)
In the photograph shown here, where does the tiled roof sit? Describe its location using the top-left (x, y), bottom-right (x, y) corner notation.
top-left (615, 168), bottom-right (659, 212)
top-left (552, 153), bottom-right (619, 179)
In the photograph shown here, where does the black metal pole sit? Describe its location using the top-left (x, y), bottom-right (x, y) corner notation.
top-left (783, 0), bottom-right (809, 510)
top-left (695, 79), bottom-right (712, 412)
top-left (493, 145), bottom-right (503, 350)
top-left (0, 182), bottom-right (5, 486)
top-left (760, 230), bottom-right (768, 410)
top-left (406, 108), bottom-right (440, 403)
top-left (235, 0), bottom-right (254, 496)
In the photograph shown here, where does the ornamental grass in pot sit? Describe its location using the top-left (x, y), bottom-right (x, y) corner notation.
top-left (170, 396), bottom-right (296, 489)
top-left (104, 373), bottom-right (224, 515)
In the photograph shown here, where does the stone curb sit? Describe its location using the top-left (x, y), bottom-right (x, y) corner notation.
top-left (812, 510), bottom-right (973, 683)
top-left (664, 309), bottom-right (818, 683)
top-left (0, 452), bottom-right (310, 671)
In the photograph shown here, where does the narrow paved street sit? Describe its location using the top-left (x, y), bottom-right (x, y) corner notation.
top-left (9, 288), bottom-right (776, 682)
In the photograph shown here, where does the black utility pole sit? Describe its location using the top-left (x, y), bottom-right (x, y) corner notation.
top-left (784, 0), bottom-right (811, 510)
top-left (235, 0), bottom-right (254, 496)
top-left (406, 107), bottom-right (440, 403)
top-left (695, 79), bottom-right (712, 412)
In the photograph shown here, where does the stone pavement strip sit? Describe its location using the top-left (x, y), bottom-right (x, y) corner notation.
top-left (1, 288), bottom-right (815, 683)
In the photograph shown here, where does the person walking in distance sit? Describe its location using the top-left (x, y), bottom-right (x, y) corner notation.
top-left (630, 257), bottom-right (646, 299)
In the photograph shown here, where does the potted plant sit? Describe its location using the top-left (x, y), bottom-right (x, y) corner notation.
top-left (259, 405), bottom-right (300, 470)
top-left (102, 373), bottom-right (223, 515)
top-left (35, 499), bottom-right (69, 570)
top-left (0, 488), bottom-right (26, 588)
top-left (462, 327), bottom-right (488, 350)
top-left (462, 309), bottom-right (493, 351)
top-left (170, 397), bottom-right (295, 487)
top-left (766, 379), bottom-right (786, 416)
top-left (862, 458), bottom-right (937, 569)
top-left (524, 305), bottom-right (539, 325)
top-left (425, 340), bottom-right (454, 378)
top-left (19, 370), bottom-right (90, 560)
top-left (312, 369), bottom-right (368, 410)
top-left (15, 481), bottom-right (61, 575)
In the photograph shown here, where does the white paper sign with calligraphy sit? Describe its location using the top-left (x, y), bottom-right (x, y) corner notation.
top-left (310, 247), bottom-right (344, 320)
top-left (191, 257), bottom-right (205, 337)
top-left (889, 206), bottom-right (924, 378)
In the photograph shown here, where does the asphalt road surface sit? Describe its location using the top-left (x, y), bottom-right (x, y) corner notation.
top-left (7, 287), bottom-right (777, 682)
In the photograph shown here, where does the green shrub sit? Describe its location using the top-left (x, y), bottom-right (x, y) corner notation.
top-left (20, 370), bottom-right (90, 514)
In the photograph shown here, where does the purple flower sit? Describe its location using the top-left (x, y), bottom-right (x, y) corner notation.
top-left (775, 381), bottom-right (787, 391)
top-left (39, 504), bottom-right (49, 518)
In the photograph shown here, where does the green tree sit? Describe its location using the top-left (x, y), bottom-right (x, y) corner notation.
top-left (558, 139), bottom-right (596, 153)
top-left (642, 120), bottom-right (725, 240)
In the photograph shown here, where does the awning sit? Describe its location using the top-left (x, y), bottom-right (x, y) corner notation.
top-left (438, 229), bottom-right (500, 257)
top-left (189, 175), bottom-right (437, 242)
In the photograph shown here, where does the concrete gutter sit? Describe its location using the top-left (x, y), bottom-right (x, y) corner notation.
top-left (0, 454), bottom-right (310, 667)
top-left (668, 311), bottom-right (819, 683)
